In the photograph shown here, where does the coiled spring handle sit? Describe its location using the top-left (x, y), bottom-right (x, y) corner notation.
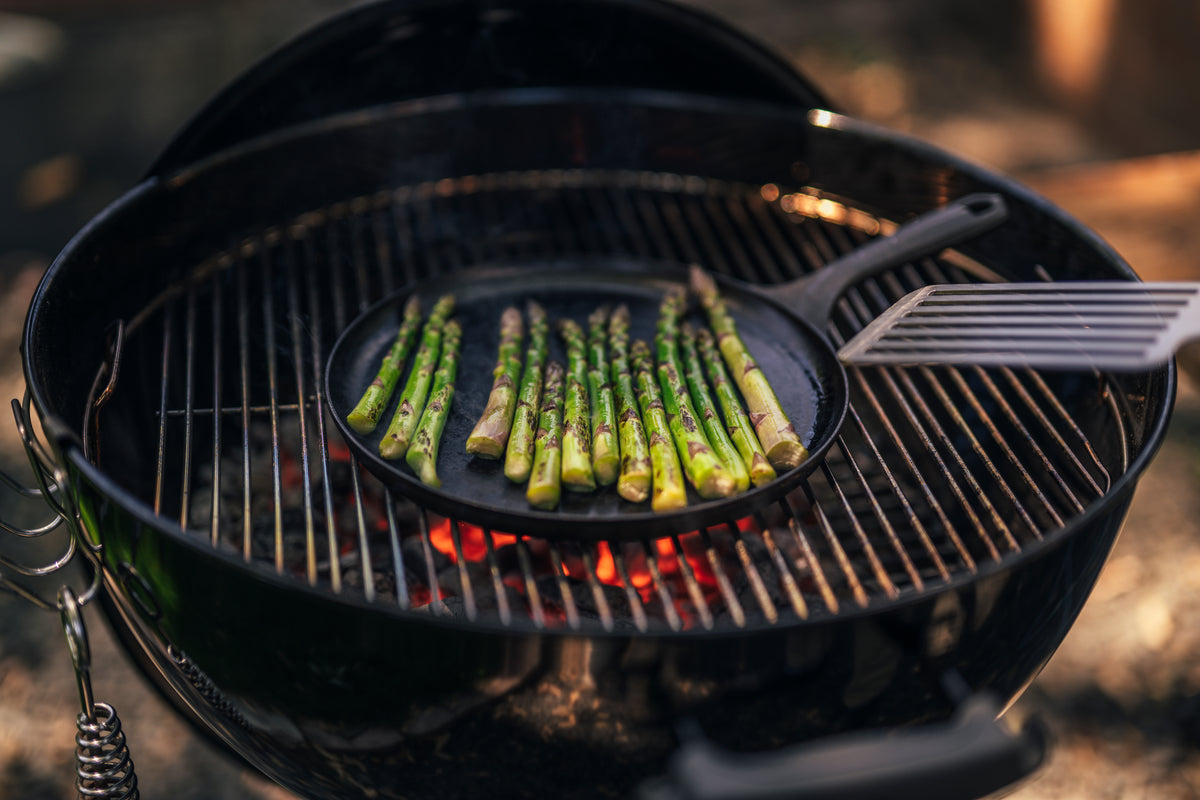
top-left (61, 587), bottom-right (139, 799)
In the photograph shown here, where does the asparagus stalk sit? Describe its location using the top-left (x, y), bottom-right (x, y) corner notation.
top-left (689, 265), bottom-right (808, 470)
top-left (608, 304), bottom-right (652, 503)
top-left (405, 318), bottom-right (461, 487)
top-left (526, 360), bottom-right (565, 510)
top-left (379, 293), bottom-right (456, 460)
top-left (346, 294), bottom-right (422, 434)
top-left (655, 286), bottom-right (734, 500)
top-left (557, 318), bottom-right (597, 492)
top-left (696, 326), bottom-right (777, 487)
top-left (503, 300), bottom-right (549, 483)
top-left (631, 339), bottom-right (687, 512)
top-left (586, 305), bottom-right (620, 487)
top-left (466, 305), bottom-right (524, 458)
top-left (680, 321), bottom-right (750, 492)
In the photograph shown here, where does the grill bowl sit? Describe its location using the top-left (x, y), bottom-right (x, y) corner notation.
top-left (18, 90), bottom-right (1174, 799)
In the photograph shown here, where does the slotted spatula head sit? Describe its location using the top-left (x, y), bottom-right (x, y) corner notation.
top-left (838, 281), bottom-right (1200, 371)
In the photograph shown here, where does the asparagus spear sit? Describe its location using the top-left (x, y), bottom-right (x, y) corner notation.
top-left (631, 339), bottom-right (687, 512)
top-left (608, 304), bottom-right (652, 503)
top-left (466, 305), bottom-right (524, 458)
top-left (346, 294), bottom-right (422, 434)
top-left (586, 305), bottom-right (620, 487)
top-left (655, 286), bottom-right (734, 500)
top-left (503, 300), bottom-right (549, 483)
top-left (696, 326), bottom-right (777, 487)
top-left (526, 360), bottom-right (565, 510)
top-left (379, 293), bottom-right (456, 460)
top-left (405, 318), bottom-right (461, 487)
top-left (557, 319), bottom-right (597, 493)
top-left (689, 265), bottom-right (808, 470)
top-left (680, 321), bottom-right (750, 492)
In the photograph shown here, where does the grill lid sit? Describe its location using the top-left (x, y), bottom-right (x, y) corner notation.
top-left (149, 0), bottom-right (833, 177)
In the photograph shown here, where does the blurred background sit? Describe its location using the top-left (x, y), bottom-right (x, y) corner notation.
top-left (2, 0), bottom-right (1200, 797)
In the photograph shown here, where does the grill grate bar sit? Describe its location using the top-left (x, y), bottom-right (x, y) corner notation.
top-left (838, 406), bottom-right (928, 591)
top-left (515, 538), bottom-right (547, 630)
top-left (1003, 369), bottom-right (1110, 498)
top-left (804, 474), bottom-right (872, 610)
top-left (416, 513), bottom-right (447, 617)
top-left (784, 504), bottom-right (839, 615)
top-left (947, 368), bottom-right (1068, 526)
top-left (673, 534), bottom-right (716, 631)
top-left (153, 302), bottom-right (173, 518)
top-left (758, 519), bottom-right (809, 619)
top-left (575, 544), bottom-right (615, 633)
top-left (604, 182), bottom-right (653, 259)
top-left (818, 452), bottom-right (900, 600)
top-left (260, 243), bottom-right (287, 574)
top-left (236, 253), bottom-right (253, 561)
top-left (611, 548), bottom-right (650, 633)
top-left (703, 532), bottom-right (745, 629)
top-left (730, 527), bottom-right (778, 625)
top-left (208, 271), bottom-right (224, 548)
top-left (385, 490), bottom-right (408, 609)
top-left (547, 545), bottom-right (581, 630)
top-left (178, 287), bottom-right (198, 532)
top-left (449, 520), bottom-right (478, 622)
top-left (302, 233), bottom-right (344, 592)
top-left (285, 242), bottom-right (320, 585)
top-left (643, 540), bottom-right (684, 632)
top-left (843, 367), bottom-right (969, 576)
top-left (481, 527), bottom-right (513, 627)
top-left (886, 262), bottom-right (1111, 510)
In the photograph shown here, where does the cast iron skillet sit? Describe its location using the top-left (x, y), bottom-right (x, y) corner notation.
top-left (325, 193), bottom-right (1008, 539)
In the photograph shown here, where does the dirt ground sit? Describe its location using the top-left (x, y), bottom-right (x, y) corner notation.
top-left (3, 1), bottom-right (1200, 798)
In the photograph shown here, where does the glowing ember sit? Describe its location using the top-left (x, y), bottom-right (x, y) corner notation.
top-left (429, 517), bottom-right (518, 562)
top-left (390, 499), bottom-right (759, 628)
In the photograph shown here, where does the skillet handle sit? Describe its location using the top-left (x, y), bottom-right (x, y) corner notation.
top-left (783, 192), bottom-right (1009, 331)
top-left (637, 694), bottom-right (1047, 800)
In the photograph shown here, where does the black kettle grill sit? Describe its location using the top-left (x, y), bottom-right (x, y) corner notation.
top-left (0, 1), bottom-right (1173, 798)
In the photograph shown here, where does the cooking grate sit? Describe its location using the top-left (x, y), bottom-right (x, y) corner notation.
top-left (90, 169), bottom-right (1118, 633)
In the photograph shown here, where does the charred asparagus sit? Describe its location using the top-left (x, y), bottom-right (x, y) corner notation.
top-left (696, 326), bottom-right (777, 487)
top-left (526, 360), bottom-right (565, 509)
top-left (346, 294), bottom-right (422, 435)
top-left (405, 318), bottom-right (461, 487)
top-left (466, 305), bottom-right (524, 458)
top-left (379, 293), bottom-right (455, 460)
top-left (689, 265), bottom-right (808, 470)
top-left (503, 300), bottom-right (549, 483)
top-left (631, 339), bottom-right (687, 511)
top-left (608, 304), bottom-right (652, 503)
top-left (586, 305), bottom-right (620, 486)
top-left (557, 318), bottom-right (597, 492)
top-left (680, 321), bottom-right (750, 492)
top-left (656, 286), bottom-right (734, 499)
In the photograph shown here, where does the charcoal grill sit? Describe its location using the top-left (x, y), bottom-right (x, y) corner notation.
top-left (0, 2), bottom-right (1173, 799)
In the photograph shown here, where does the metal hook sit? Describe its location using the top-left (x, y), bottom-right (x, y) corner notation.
top-left (11, 394), bottom-right (68, 522)
top-left (58, 585), bottom-right (96, 723)
top-left (83, 319), bottom-right (125, 465)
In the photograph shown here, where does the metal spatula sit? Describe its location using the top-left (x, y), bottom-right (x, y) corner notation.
top-left (838, 281), bottom-right (1200, 371)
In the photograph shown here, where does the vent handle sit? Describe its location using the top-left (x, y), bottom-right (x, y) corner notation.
top-left (637, 694), bottom-right (1046, 800)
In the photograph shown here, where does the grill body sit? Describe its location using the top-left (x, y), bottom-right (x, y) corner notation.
top-left (23, 93), bottom-right (1172, 799)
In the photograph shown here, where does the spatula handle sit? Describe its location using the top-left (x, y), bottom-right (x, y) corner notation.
top-left (780, 192), bottom-right (1009, 331)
